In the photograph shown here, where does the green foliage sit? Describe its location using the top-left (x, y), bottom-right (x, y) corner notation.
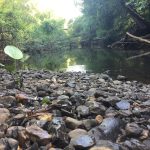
top-left (42, 97), bottom-right (50, 105)
top-left (127, 0), bottom-right (150, 19)
top-left (70, 0), bottom-right (150, 44)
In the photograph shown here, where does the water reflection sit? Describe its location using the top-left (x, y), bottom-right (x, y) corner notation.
top-left (65, 48), bottom-right (150, 83)
top-left (66, 65), bottom-right (86, 73)
top-left (30, 48), bottom-right (150, 83)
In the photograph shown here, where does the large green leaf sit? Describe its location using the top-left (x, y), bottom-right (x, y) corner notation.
top-left (4, 46), bottom-right (23, 60)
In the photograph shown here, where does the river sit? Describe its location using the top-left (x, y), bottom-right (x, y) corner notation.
top-left (31, 48), bottom-right (150, 83)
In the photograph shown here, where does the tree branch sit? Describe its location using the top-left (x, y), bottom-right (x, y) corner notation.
top-left (127, 51), bottom-right (150, 60)
top-left (126, 32), bottom-right (150, 44)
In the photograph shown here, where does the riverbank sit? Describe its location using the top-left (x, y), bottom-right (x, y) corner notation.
top-left (0, 69), bottom-right (150, 149)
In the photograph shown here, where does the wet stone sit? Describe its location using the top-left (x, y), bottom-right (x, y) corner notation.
top-left (76, 105), bottom-right (90, 117)
top-left (82, 119), bottom-right (98, 131)
top-left (0, 138), bottom-right (19, 150)
top-left (125, 123), bottom-right (143, 137)
top-left (26, 125), bottom-right (52, 146)
top-left (90, 140), bottom-right (120, 150)
top-left (44, 117), bottom-right (69, 148)
top-left (0, 108), bottom-right (10, 123)
top-left (57, 95), bottom-right (69, 100)
top-left (66, 81), bottom-right (76, 88)
top-left (1, 70), bottom-right (150, 149)
top-left (117, 75), bottom-right (127, 81)
top-left (142, 100), bottom-right (150, 106)
top-left (65, 117), bottom-right (82, 129)
top-left (123, 138), bottom-right (147, 150)
top-left (116, 100), bottom-right (130, 110)
top-left (68, 129), bottom-right (88, 139)
top-left (89, 117), bottom-right (123, 142)
top-left (70, 135), bottom-right (94, 149)
top-left (6, 126), bottom-right (28, 147)
top-left (0, 96), bottom-right (16, 107)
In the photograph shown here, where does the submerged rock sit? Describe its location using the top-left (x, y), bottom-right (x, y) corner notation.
top-left (116, 100), bottom-right (130, 110)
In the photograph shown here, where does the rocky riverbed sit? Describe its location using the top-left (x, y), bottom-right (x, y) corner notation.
top-left (0, 69), bottom-right (150, 150)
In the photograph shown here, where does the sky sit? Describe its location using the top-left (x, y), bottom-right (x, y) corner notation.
top-left (32, 0), bottom-right (82, 20)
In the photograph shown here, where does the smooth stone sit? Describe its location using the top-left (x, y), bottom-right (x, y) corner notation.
top-left (57, 95), bottom-right (69, 100)
top-left (143, 139), bottom-right (150, 150)
top-left (38, 91), bottom-right (48, 97)
top-left (0, 123), bottom-right (8, 138)
top-left (113, 80), bottom-right (122, 85)
top-left (6, 126), bottom-right (27, 147)
top-left (100, 74), bottom-right (110, 80)
top-left (66, 81), bottom-right (76, 88)
top-left (123, 138), bottom-right (147, 150)
top-left (68, 129), bottom-right (88, 139)
top-left (90, 140), bottom-right (120, 150)
top-left (102, 96), bottom-right (120, 106)
top-left (5, 81), bottom-right (15, 89)
top-left (15, 93), bottom-right (28, 104)
top-left (70, 135), bottom-right (94, 149)
top-left (125, 123), bottom-right (143, 136)
top-left (65, 117), bottom-right (82, 129)
top-left (49, 148), bottom-right (63, 150)
top-left (26, 125), bottom-right (52, 145)
top-left (0, 96), bottom-right (16, 107)
top-left (44, 117), bottom-right (69, 148)
top-left (142, 100), bottom-right (150, 106)
top-left (89, 117), bottom-right (123, 142)
top-left (64, 144), bottom-right (75, 150)
top-left (117, 75), bottom-right (126, 81)
top-left (98, 78), bottom-right (105, 83)
top-left (70, 93), bottom-right (85, 105)
top-left (94, 91), bottom-right (108, 98)
top-left (86, 101), bottom-right (106, 115)
top-left (0, 108), bottom-right (10, 123)
top-left (0, 138), bottom-right (19, 150)
top-left (76, 105), bottom-right (90, 116)
top-left (82, 119), bottom-right (98, 131)
top-left (87, 88), bottom-right (97, 97)
top-left (11, 114), bottom-right (25, 126)
top-left (116, 100), bottom-right (130, 110)
top-left (95, 115), bottom-right (103, 124)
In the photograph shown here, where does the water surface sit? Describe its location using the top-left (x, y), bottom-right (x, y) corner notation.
top-left (31, 48), bottom-right (150, 83)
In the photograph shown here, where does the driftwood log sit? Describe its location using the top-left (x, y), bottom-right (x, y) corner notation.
top-left (126, 32), bottom-right (150, 44)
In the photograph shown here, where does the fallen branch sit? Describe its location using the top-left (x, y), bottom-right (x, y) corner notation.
top-left (126, 32), bottom-right (150, 44)
top-left (127, 51), bottom-right (150, 60)
top-left (109, 41), bottom-right (137, 48)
